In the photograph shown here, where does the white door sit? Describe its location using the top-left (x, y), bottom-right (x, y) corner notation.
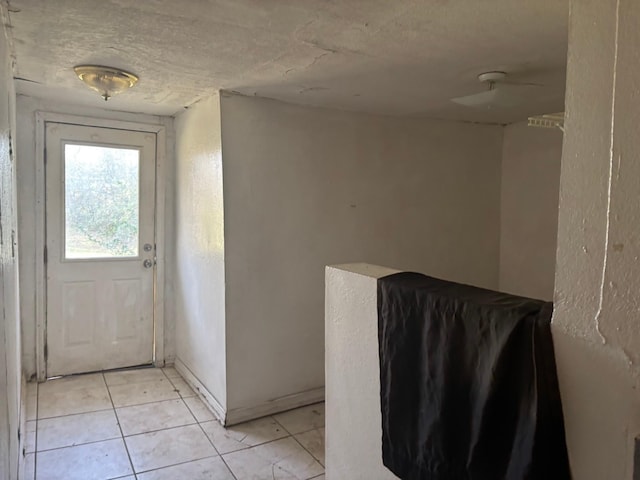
top-left (45, 122), bottom-right (157, 376)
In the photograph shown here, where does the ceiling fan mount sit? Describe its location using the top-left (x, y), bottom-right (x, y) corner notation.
top-left (477, 71), bottom-right (507, 84)
top-left (451, 71), bottom-right (540, 108)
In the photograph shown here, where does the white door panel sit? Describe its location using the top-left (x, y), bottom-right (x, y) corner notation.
top-left (46, 123), bottom-right (156, 376)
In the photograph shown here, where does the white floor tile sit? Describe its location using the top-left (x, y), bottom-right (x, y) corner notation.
top-left (117, 399), bottom-right (196, 436)
top-left (201, 417), bottom-right (288, 454)
top-left (125, 424), bottom-right (218, 473)
top-left (25, 385), bottom-right (37, 421)
top-left (37, 409), bottom-right (120, 451)
top-left (273, 403), bottom-right (325, 434)
top-left (38, 373), bottom-right (105, 396)
top-left (294, 428), bottom-right (325, 466)
top-left (223, 437), bottom-right (324, 480)
top-left (161, 367), bottom-right (180, 379)
top-left (137, 456), bottom-right (235, 480)
top-left (108, 378), bottom-right (180, 408)
top-left (105, 368), bottom-right (166, 386)
top-left (25, 421), bottom-right (36, 453)
top-left (36, 438), bottom-right (133, 480)
top-left (38, 384), bottom-right (112, 419)
top-left (168, 377), bottom-right (196, 398)
top-left (23, 452), bottom-right (35, 480)
top-left (183, 396), bottom-right (216, 422)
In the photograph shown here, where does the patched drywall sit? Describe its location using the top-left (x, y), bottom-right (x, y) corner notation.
top-left (174, 95), bottom-right (226, 410)
top-left (220, 93), bottom-right (503, 414)
top-left (15, 96), bottom-right (176, 378)
top-left (499, 121), bottom-right (563, 301)
top-left (553, 0), bottom-right (640, 478)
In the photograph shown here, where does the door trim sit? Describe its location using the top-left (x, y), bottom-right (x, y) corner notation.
top-left (35, 112), bottom-right (167, 381)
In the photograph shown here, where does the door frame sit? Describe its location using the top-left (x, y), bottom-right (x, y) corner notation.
top-left (35, 112), bottom-right (167, 381)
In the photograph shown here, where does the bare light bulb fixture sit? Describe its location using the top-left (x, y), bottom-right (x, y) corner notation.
top-left (73, 65), bottom-right (139, 101)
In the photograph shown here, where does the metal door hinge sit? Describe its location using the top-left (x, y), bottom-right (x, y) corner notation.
top-left (44, 245), bottom-right (48, 263)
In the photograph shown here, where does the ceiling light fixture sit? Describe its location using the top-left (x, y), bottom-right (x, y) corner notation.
top-left (73, 65), bottom-right (139, 101)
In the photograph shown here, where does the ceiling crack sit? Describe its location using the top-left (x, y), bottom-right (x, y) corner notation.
top-left (285, 51), bottom-right (332, 77)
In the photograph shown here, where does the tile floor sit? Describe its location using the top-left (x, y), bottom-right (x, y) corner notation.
top-left (24, 367), bottom-right (325, 480)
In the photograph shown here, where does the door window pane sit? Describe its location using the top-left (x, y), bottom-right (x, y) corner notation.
top-left (65, 144), bottom-right (140, 258)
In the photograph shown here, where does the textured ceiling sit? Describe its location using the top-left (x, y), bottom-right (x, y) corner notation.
top-left (5, 0), bottom-right (568, 123)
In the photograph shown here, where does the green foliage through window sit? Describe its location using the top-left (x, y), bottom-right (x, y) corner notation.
top-left (65, 144), bottom-right (140, 258)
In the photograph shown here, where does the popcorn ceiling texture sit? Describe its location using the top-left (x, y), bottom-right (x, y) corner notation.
top-left (7, 0), bottom-right (566, 123)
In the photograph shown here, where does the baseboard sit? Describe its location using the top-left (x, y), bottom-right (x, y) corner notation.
top-left (174, 359), bottom-right (227, 424)
top-left (225, 386), bottom-right (325, 427)
top-left (173, 359), bottom-right (325, 427)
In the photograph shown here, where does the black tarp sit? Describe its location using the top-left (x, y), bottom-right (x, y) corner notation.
top-left (377, 272), bottom-right (571, 480)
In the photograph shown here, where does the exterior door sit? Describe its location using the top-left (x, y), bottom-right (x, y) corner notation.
top-left (45, 122), bottom-right (157, 376)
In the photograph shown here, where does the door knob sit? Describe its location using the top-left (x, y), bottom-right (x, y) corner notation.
top-left (143, 259), bottom-right (154, 268)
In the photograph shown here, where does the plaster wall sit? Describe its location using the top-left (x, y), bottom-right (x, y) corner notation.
top-left (553, 0), bottom-right (640, 477)
top-left (173, 95), bottom-right (227, 410)
top-left (0, 15), bottom-right (22, 479)
top-left (15, 95), bottom-right (176, 379)
top-left (325, 263), bottom-right (399, 480)
top-left (499, 121), bottom-right (563, 301)
top-left (220, 93), bottom-right (503, 414)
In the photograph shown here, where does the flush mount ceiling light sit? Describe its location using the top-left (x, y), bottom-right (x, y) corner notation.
top-left (73, 65), bottom-right (139, 101)
top-left (451, 71), bottom-right (540, 108)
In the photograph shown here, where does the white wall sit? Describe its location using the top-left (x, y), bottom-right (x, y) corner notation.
top-left (174, 95), bottom-right (227, 412)
top-left (220, 92), bottom-right (503, 416)
top-left (0, 12), bottom-right (22, 479)
top-left (325, 264), bottom-right (399, 480)
top-left (15, 96), bottom-right (176, 379)
top-left (552, 0), bottom-right (640, 478)
top-left (499, 121), bottom-right (563, 300)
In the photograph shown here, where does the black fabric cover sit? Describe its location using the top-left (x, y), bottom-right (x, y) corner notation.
top-left (377, 272), bottom-right (571, 480)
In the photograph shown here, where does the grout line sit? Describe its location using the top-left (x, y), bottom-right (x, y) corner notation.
top-left (104, 372), bottom-right (138, 477)
top-left (36, 406), bottom-right (115, 421)
top-left (120, 420), bottom-right (199, 438)
top-left (132, 453), bottom-right (220, 477)
top-left (108, 473), bottom-right (138, 480)
top-left (270, 413), bottom-right (324, 437)
top-left (173, 365), bottom-right (239, 480)
top-left (272, 417), bottom-right (325, 469)
top-left (219, 433), bottom-right (295, 454)
top-left (33, 382), bottom-right (38, 480)
top-left (34, 435), bottom-right (123, 454)
top-left (165, 376), bottom-right (197, 398)
top-left (124, 422), bottom-right (201, 439)
top-left (274, 418), bottom-right (325, 469)
top-left (218, 455), bottom-right (240, 480)
top-left (110, 395), bottom-right (182, 410)
top-left (195, 420), bottom-right (239, 480)
top-left (181, 396), bottom-right (217, 423)
top-left (116, 397), bottom-right (188, 413)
